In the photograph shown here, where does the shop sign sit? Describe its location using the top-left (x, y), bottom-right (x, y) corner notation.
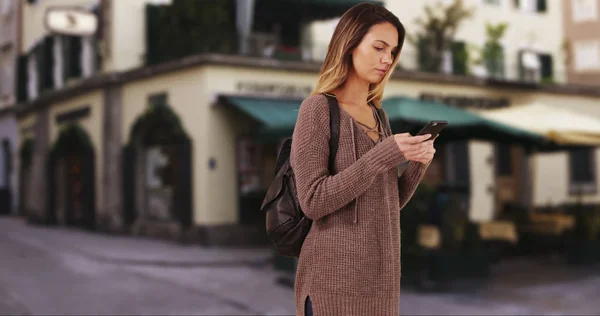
top-left (420, 93), bottom-right (510, 109)
top-left (44, 6), bottom-right (98, 37)
top-left (236, 82), bottom-right (312, 98)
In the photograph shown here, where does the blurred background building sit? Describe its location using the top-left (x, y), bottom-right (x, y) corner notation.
top-left (1, 1), bottom-right (600, 278)
top-left (0, 0), bottom-right (18, 215)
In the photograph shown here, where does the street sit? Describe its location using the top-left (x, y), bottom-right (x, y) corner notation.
top-left (1, 217), bottom-right (600, 315)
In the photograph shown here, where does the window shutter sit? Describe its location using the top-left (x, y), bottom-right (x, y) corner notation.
top-left (16, 55), bottom-right (28, 103)
top-left (537, 0), bottom-right (547, 12)
top-left (34, 42), bottom-right (45, 94)
top-left (62, 35), bottom-right (83, 79)
top-left (61, 35), bottom-right (70, 81)
top-left (146, 4), bottom-right (161, 65)
top-left (539, 53), bottom-right (553, 81)
top-left (43, 36), bottom-right (55, 90)
top-left (69, 36), bottom-right (82, 78)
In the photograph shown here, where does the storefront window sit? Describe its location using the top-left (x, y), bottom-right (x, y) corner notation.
top-left (238, 137), bottom-right (262, 195)
top-left (237, 138), bottom-right (278, 193)
top-left (237, 137), bottom-right (279, 224)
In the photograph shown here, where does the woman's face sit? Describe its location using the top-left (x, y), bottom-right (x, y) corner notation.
top-left (350, 22), bottom-right (399, 84)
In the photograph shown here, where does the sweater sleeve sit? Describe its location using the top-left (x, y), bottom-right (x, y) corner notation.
top-left (398, 161), bottom-right (431, 210)
top-left (290, 95), bottom-right (406, 221)
top-left (379, 108), bottom-right (430, 210)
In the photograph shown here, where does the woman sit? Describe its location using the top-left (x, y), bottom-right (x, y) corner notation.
top-left (289, 3), bottom-right (436, 316)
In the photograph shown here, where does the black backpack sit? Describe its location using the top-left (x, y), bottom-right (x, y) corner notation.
top-left (261, 93), bottom-right (341, 257)
top-left (261, 93), bottom-right (388, 257)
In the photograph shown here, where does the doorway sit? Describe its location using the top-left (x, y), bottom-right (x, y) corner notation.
top-left (47, 124), bottom-right (95, 230)
top-left (123, 102), bottom-right (192, 232)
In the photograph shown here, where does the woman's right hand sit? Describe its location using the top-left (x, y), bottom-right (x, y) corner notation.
top-left (393, 133), bottom-right (432, 162)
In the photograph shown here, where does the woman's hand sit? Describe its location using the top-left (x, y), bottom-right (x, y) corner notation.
top-left (393, 133), bottom-right (436, 164)
top-left (414, 138), bottom-right (436, 164)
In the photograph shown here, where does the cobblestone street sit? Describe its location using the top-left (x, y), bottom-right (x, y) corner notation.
top-left (1, 217), bottom-right (599, 315)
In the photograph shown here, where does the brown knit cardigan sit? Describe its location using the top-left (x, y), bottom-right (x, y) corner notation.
top-left (289, 94), bottom-right (430, 316)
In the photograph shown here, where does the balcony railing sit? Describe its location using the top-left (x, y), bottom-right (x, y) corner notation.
top-left (396, 50), bottom-right (566, 85)
top-left (146, 22), bottom-right (332, 66)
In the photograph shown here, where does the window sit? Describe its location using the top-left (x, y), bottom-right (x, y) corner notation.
top-left (574, 40), bottom-right (600, 71)
top-left (572, 0), bottom-right (598, 22)
top-left (53, 36), bottom-right (64, 89)
top-left (539, 53), bottom-right (553, 81)
top-left (483, 0), bottom-right (502, 5)
top-left (519, 50), bottom-right (541, 82)
top-left (515, 0), bottom-right (547, 12)
top-left (81, 37), bottom-right (95, 78)
top-left (568, 148), bottom-right (596, 194)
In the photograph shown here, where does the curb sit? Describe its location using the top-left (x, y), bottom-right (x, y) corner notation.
top-left (0, 219), bottom-right (275, 269)
top-left (82, 252), bottom-right (275, 268)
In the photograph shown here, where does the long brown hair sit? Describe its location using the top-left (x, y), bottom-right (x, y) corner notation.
top-left (312, 3), bottom-right (405, 108)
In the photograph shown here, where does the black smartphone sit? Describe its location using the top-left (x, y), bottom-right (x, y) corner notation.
top-left (417, 120), bottom-right (448, 141)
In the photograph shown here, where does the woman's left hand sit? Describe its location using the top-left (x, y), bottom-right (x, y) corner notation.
top-left (414, 137), bottom-right (437, 165)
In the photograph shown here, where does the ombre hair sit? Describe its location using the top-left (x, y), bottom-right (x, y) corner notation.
top-left (312, 3), bottom-right (405, 108)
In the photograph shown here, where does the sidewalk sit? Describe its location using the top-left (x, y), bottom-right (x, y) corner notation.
top-left (0, 217), bottom-right (273, 267)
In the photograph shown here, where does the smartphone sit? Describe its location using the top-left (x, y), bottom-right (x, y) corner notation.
top-left (417, 120), bottom-right (448, 141)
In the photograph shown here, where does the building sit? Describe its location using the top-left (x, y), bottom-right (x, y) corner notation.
top-left (384, 0), bottom-right (580, 219)
top-left (563, 0), bottom-right (600, 85)
top-left (13, 0), bottom-right (600, 246)
top-left (0, 0), bottom-right (20, 215)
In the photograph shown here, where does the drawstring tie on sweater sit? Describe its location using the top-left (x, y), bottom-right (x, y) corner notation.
top-left (350, 118), bottom-right (359, 224)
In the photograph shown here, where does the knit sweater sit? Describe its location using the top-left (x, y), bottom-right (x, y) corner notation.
top-left (289, 94), bottom-right (430, 316)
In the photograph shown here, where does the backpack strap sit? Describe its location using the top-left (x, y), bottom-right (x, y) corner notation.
top-left (323, 93), bottom-right (340, 175)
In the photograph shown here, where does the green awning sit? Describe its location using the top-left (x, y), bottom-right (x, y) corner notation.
top-left (382, 96), bottom-right (548, 146)
top-left (220, 94), bottom-right (550, 147)
top-left (218, 95), bottom-right (302, 140)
